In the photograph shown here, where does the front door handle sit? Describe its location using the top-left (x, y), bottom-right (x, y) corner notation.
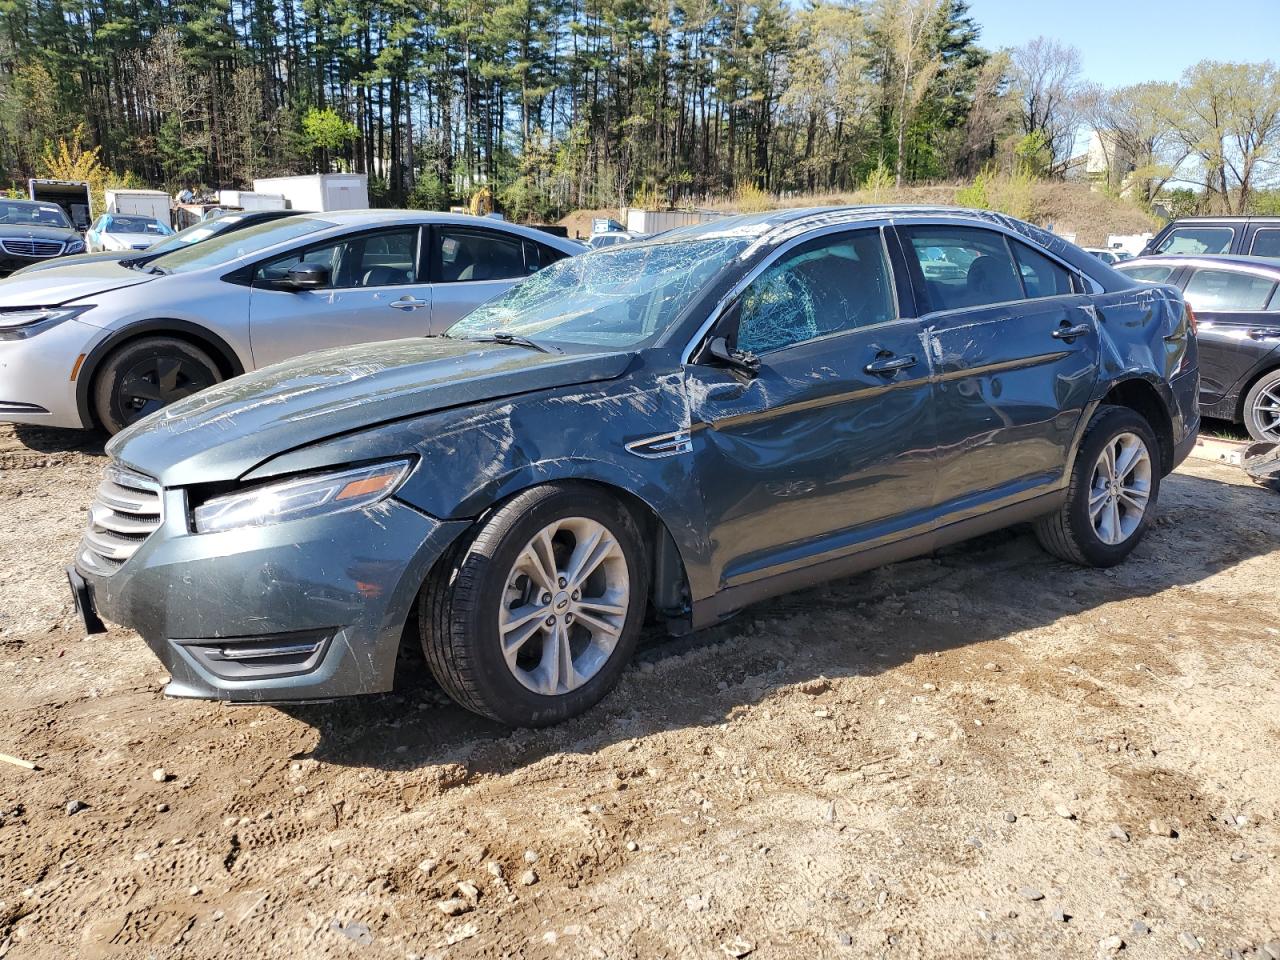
top-left (390, 297), bottom-right (429, 311)
top-left (865, 354), bottom-right (918, 375)
top-left (1052, 322), bottom-right (1091, 341)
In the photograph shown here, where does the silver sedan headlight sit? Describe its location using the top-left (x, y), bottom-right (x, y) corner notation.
top-left (0, 305), bottom-right (93, 340)
top-left (192, 461), bottom-right (413, 534)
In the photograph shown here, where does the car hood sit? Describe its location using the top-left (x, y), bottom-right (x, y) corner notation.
top-left (103, 233), bottom-right (163, 247)
top-left (9, 250), bottom-right (126, 276)
top-left (0, 223), bottom-right (79, 242)
top-left (0, 260), bottom-right (155, 305)
top-left (108, 337), bottom-right (637, 486)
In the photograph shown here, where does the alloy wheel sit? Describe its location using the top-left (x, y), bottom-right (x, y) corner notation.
top-left (1252, 382), bottom-right (1280, 442)
top-left (1088, 431), bottom-right (1152, 546)
top-left (498, 517), bottom-right (630, 696)
top-left (119, 355), bottom-right (216, 423)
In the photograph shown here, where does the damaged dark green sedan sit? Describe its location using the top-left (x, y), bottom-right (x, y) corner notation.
top-left (70, 207), bottom-right (1199, 726)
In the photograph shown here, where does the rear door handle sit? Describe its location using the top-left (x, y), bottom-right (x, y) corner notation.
top-left (865, 354), bottom-right (918, 375)
top-left (1052, 323), bottom-right (1091, 341)
top-left (390, 297), bottom-right (429, 311)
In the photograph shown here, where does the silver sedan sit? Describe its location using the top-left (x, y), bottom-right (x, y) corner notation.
top-left (0, 211), bottom-right (581, 433)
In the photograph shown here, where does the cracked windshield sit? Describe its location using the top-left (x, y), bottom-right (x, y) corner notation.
top-left (448, 237), bottom-right (750, 348)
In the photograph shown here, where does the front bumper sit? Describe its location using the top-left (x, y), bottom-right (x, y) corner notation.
top-left (0, 318), bottom-right (103, 428)
top-left (77, 492), bottom-right (469, 701)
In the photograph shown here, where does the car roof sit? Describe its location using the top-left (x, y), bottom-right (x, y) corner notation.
top-left (282, 209), bottom-right (581, 250)
top-left (1120, 253), bottom-right (1280, 274)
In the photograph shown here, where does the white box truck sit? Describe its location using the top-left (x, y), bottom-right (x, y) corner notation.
top-left (28, 179), bottom-right (92, 230)
top-left (252, 174), bottom-right (369, 212)
top-left (105, 189), bottom-right (171, 224)
top-left (217, 190), bottom-right (287, 211)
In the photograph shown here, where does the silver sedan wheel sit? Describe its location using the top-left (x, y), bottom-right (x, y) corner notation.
top-left (498, 517), bottom-right (630, 696)
top-left (1089, 432), bottom-right (1152, 545)
top-left (1252, 383), bottom-right (1280, 441)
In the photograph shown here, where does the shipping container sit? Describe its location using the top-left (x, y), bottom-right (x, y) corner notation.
top-left (251, 174), bottom-right (370, 212)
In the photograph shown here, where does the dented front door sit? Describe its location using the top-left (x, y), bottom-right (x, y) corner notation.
top-left (686, 324), bottom-right (937, 594)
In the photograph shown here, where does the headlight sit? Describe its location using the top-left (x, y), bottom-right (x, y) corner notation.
top-left (0, 305), bottom-right (93, 340)
top-left (192, 461), bottom-right (412, 534)
top-left (65, 239), bottom-right (86, 254)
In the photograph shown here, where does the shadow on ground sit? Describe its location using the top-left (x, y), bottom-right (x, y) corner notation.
top-left (279, 468), bottom-right (1278, 780)
top-left (9, 424), bottom-right (108, 456)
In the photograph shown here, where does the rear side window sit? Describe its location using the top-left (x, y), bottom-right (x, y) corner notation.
top-left (734, 229), bottom-right (896, 354)
top-left (1154, 227), bottom-right (1234, 255)
top-left (1250, 229), bottom-right (1280, 258)
top-left (1184, 268), bottom-right (1277, 312)
top-left (901, 226), bottom-right (1023, 311)
top-left (1010, 240), bottom-right (1074, 298)
top-left (435, 228), bottom-right (527, 282)
top-left (524, 240), bottom-right (569, 273)
top-left (1121, 265), bottom-right (1176, 283)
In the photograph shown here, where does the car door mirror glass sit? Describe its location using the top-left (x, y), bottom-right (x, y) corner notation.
top-left (704, 336), bottom-right (760, 375)
top-left (282, 262), bottom-right (331, 290)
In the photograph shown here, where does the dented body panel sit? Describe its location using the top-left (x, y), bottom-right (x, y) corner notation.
top-left (74, 206), bottom-right (1199, 703)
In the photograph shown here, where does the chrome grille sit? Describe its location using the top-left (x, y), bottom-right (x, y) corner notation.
top-left (78, 466), bottom-right (163, 575)
top-left (0, 238), bottom-right (65, 258)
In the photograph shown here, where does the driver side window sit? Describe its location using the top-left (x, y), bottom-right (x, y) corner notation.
top-left (252, 228), bottom-right (418, 289)
top-left (734, 229), bottom-right (896, 354)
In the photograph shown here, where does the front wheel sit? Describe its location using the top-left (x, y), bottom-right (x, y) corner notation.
top-left (420, 484), bottom-right (649, 726)
top-left (1034, 405), bottom-right (1161, 567)
top-left (92, 336), bottom-right (222, 434)
top-left (1243, 368), bottom-right (1280, 443)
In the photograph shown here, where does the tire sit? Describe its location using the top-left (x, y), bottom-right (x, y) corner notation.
top-left (1242, 368), bottom-right (1280, 443)
top-left (92, 336), bottom-right (222, 435)
top-left (1034, 404), bottom-right (1161, 567)
top-left (420, 483), bottom-right (650, 726)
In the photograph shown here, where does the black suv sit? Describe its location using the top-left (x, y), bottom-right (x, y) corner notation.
top-left (1142, 216), bottom-right (1280, 259)
top-left (0, 198), bottom-right (85, 276)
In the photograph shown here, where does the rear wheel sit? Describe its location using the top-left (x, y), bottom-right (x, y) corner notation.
top-left (1243, 368), bottom-right (1280, 443)
top-left (92, 337), bottom-right (222, 434)
top-left (420, 484), bottom-right (649, 726)
top-left (1034, 405), bottom-right (1161, 567)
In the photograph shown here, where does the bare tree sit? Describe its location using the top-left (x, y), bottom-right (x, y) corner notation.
top-left (1165, 61), bottom-right (1280, 213)
top-left (1084, 81), bottom-right (1187, 202)
top-left (1010, 36), bottom-right (1084, 174)
top-left (873, 0), bottom-right (945, 187)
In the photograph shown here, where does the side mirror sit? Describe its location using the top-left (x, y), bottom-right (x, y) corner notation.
top-left (705, 336), bottom-right (760, 375)
top-left (279, 262), bottom-right (330, 291)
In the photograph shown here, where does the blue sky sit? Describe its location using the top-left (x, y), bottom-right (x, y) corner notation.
top-left (965, 0), bottom-right (1278, 88)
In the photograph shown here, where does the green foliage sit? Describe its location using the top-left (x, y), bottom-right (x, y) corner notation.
top-left (955, 165), bottom-right (1036, 220)
top-left (955, 168), bottom-right (991, 208)
top-left (862, 162), bottom-right (896, 200)
top-left (1013, 132), bottom-right (1051, 178)
top-left (407, 174), bottom-right (452, 211)
top-left (301, 108), bottom-right (358, 165)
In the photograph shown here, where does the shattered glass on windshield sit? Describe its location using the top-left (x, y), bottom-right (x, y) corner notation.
top-left (448, 237), bottom-right (751, 349)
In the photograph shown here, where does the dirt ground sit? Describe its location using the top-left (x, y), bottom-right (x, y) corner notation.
top-left (0, 422), bottom-right (1277, 960)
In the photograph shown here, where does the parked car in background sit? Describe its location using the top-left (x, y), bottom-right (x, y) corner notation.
top-left (1085, 247), bottom-right (1133, 265)
top-left (85, 214), bottom-right (175, 253)
top-left (1141, 216), bottom-right (1280, 258)
top-left (68, 206), bottom-right (1198, 727)
top-left (11, 209), bottom-right (304, 276)
top-left (0, 211), bottom-right (580, 433)
top-left (0, 198), bottom-right (86, 276)
top-left (1118, 254), bottom-right (1280, 441)
top-left (585, 230), bottom-right (644, 249)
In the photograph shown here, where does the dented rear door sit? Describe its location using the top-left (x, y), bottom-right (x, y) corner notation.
top-left (924, 293), bottom-right (1100, 518)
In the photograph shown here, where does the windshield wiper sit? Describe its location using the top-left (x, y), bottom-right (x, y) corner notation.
top-left (463, 332), bottom-right (561, 354)
top-left (145, 264), bottom-right (170, 275)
